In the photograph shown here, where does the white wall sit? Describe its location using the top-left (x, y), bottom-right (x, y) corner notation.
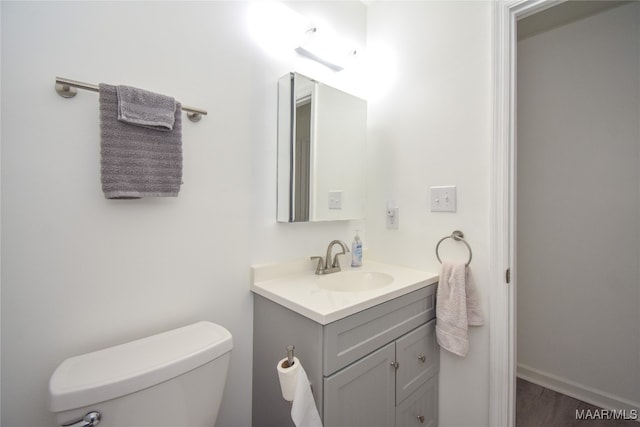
top-left (366, 2), bottom-right (492, 426)
top-left (2, 1), bottom-right (501, 426)
top-left (1, 2), bottom-right (366, 426)
top-left (517, 2), bottom-right (640, 410)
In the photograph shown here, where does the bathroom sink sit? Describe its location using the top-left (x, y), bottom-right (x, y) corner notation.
top-left (252, 259), bottom-right (439, 324)
top-left (317, 271), bottom-right (394, 292)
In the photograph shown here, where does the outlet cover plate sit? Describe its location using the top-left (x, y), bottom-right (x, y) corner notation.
top-left (386, 207), bottom-right (399, 229)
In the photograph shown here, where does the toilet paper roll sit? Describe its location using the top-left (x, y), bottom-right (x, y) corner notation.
top-left (291, 362), bottom-right (323, 427)
top-left (277, 356), bottom-right (300, 401)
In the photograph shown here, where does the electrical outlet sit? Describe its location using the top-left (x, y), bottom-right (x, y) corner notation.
top-left (430, 186), bottom-right (457, 212)
top-left (386, 201), bottom-right (399, 229)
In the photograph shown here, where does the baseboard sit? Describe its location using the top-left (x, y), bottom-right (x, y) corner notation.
top-left (517, 363), bottom-right (640, 418)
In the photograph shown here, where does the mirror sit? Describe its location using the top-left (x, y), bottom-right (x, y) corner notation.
top-left (277, 72), bottom-right (367, 222)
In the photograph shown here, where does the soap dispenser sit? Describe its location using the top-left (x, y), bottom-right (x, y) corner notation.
top-left (351, 230), bottom-right (363, 267)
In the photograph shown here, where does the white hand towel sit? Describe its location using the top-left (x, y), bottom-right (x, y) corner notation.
top-left (436, 262), bottom-right (484, 357)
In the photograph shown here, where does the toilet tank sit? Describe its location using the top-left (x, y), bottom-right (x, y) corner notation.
top-left (49, 321), bottom-right (233, 427)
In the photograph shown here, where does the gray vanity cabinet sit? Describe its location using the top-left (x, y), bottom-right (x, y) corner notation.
top-left (252, 284), bottom-right (438, 427)
top-left (323, 320), bottom-right (439, 427)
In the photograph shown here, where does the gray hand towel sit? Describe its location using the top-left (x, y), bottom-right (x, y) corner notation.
top-left (117, 85), bottom-right (176, 131)
top-left (99, 84), bottom-right (182, 199)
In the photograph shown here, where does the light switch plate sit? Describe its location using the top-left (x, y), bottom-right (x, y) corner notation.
top-left (430, 186), bottom-right (457, 212)
top-left (329, 191), bottom-right (342, 209)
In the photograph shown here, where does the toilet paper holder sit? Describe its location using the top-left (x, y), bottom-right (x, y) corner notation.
top-left (281, 345), bottom-right (313, 393)
top-left (276, 345), bottom-right (322, 423)
top-left (282, 345), bottom-right (295, 369)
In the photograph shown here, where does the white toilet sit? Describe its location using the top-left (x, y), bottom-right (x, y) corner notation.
top-left (49, 321), bottom-right (232, 427)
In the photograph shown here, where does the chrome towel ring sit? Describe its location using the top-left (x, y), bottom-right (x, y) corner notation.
top-left (435, 230), bottom-right (473, 266)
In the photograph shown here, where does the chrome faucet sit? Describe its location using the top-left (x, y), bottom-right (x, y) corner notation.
top-left (311, 240), bottom-right (350, 275)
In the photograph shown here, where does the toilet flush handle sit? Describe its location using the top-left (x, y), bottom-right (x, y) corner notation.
top-left (61, 411), bottom-right (101, 427)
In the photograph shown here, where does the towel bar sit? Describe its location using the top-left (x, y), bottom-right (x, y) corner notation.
top-left (55, 77), bottom-right (207, 122)
top-left (435, 230), bottom-right (472, 266)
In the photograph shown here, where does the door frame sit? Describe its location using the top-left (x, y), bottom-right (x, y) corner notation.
top-left (489, 1), bottom-right (566, 426)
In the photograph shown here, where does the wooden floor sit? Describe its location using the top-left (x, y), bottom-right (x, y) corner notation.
top-left (516, 378), bottom-right (638, 426)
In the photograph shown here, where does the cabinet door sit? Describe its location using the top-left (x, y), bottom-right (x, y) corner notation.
top-left (323, 342), bottom-right (395, 427)
top-left (395, 320), bottom-right (439, 404)
top-left (395, 374), bottom-right (438, 427)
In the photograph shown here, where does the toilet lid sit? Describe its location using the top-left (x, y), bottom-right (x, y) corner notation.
top-left (49, 321), bottom-right (232, 412)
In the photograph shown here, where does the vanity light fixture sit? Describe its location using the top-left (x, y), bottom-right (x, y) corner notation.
top-left (295, 26), bottom-right (358, 72)
top-left (247, 2), bottom-right (358, 71)
top-left (247, 2), bottom-right (311, 58)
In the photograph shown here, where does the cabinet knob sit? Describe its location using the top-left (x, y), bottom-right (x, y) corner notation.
top-left (417, 354), bottom-right (426, 363)
top-left (417, 415), bottom-right (425, 423)
top-left (390, 361), bottom-right (399, 370)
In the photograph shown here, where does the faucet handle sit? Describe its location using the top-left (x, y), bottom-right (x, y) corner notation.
top-left (310, 256), bottom-right (325, 275)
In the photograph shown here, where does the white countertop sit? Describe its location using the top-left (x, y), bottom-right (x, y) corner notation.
top-left (250, 259), bottom-right (439, 325)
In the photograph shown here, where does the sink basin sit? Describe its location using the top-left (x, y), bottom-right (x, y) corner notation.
top-left (317, 271), bottom-right (394, 292)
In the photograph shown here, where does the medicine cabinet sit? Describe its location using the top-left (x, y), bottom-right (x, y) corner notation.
top-left (277, 72), bottom-right (366, 222)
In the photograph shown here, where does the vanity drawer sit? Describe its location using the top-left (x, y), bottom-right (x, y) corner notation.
top-left (395, 374), bottom-right (438, 427)
top-left (395, 320), bottom-right (439, 404)
top-left (323, 285), bottom-right (436, 375)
